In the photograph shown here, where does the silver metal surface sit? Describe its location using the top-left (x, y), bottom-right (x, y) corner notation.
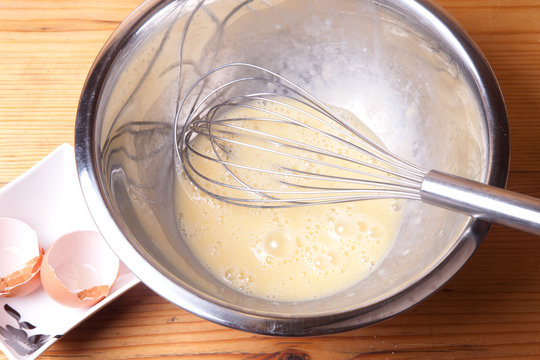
top-left (75, 0), bottom-right (510, 335)
top-left (421, 170), bottom-right (540, 235)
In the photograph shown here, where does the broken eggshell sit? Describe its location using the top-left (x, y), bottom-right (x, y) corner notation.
top-left (40, 230), bottom-right (120, 308)
top-left (0, 217), bottom-right (43, 297)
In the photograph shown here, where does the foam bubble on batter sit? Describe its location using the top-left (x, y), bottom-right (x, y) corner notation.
top-left (176, 97), bottom-right (404, 301)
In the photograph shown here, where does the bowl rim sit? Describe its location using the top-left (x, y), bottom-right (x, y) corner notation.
top-left (75, 0), bottom-right (510, 336)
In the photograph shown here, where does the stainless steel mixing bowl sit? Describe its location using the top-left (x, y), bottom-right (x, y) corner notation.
top-left (75, 0), bottom-right (509, 335)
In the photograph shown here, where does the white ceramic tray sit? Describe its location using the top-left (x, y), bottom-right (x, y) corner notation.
top-left (0, 144), bottom-right (140, 360)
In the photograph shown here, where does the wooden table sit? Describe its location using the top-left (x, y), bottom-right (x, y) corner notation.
top-left (1, 0), bottom-right (539, 358)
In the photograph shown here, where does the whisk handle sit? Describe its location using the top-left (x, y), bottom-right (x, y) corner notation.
top-left (420, 170), bottom-right (540, 236)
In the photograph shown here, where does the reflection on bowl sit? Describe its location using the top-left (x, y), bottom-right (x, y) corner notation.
top-left (75, 0), bottom-right (508, 335)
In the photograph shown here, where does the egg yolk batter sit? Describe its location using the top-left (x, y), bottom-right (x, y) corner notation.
top-left (176, 97), bottom-right (403, 301)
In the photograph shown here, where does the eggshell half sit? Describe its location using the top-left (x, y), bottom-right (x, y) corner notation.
top-left (0, 218), bottom-right (43, 297)
top-left (41, 230), bottom-right (120, 308)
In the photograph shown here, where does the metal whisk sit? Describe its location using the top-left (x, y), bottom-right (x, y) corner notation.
top-left (174, 63), bottom-right (540, 235)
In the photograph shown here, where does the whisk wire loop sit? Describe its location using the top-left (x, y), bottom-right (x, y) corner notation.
top-left (175, 62), bottom-right (428, 208)
top-left (191, 115), bottom-right (422, 189)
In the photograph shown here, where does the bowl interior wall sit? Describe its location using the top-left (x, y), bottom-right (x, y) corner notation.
top-left (95, 0), bottom-right (487, 316)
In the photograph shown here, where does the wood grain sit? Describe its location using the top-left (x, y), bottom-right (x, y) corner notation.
top-left (1, 0), bottom-right (539, 359)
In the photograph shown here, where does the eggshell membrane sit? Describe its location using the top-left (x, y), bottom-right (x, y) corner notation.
top-left (0, 218), bottom-right (43, 297)
top-left (41, 230), bottom-right (120, 308)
